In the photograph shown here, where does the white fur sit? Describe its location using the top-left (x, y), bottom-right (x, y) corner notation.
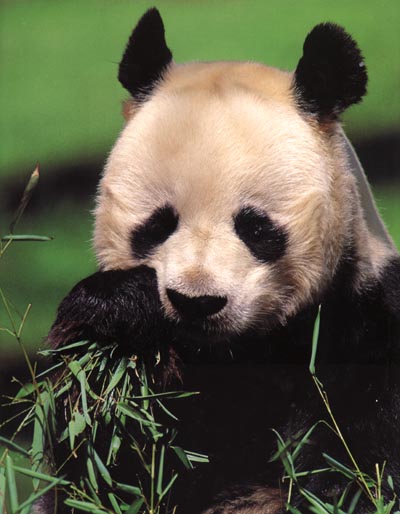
top-left (94, 61), bottom-right (394, 336)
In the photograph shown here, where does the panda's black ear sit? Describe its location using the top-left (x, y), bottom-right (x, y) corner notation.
top-left (293, 23), bottom-right (368, 120)
top-left (118, 8), bottom-right (173, 100)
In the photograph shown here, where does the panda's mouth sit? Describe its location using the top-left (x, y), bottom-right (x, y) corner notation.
top-left (174, 316), bottom-right (239, 344)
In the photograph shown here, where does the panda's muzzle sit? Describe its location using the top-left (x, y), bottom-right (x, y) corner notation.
top-left (166, 289), bottom-right (227, 319)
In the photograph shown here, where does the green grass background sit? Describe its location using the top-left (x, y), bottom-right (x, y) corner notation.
top-left (1, 0), bottom-right (399, 358)
top-left (1, 0), bottom-right (399, 177)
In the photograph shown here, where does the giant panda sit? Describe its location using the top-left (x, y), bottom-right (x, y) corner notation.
top-left (42, 8), bottom-right (400, 514)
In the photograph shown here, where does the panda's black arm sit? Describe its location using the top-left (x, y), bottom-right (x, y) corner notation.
top-left (48, 265), bottom-right (172, 355)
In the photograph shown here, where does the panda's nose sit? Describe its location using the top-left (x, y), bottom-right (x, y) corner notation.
top-left (166, 289), bottom-right (227, 319)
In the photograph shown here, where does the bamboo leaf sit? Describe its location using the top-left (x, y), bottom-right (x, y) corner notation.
top-left (107, 493), bottom-right (123, 514)
top-left (0, 468), bottom-right (5, 514)
top-left (104, 357), bottom-right (128, 395)
top-left (64, 499), bottom-right (106, 513)
top-left (15, 382), bottom-right (36, 399)
top-left (69, 411), bottom-right (86, 450)
top-left (126, 498), bottom-right (144, 514)
top-left (93, 449), bottom-right (112, 487)
top-left (347, 489), bottom-right (362, 514)
top-left (158, 472), bottom-right (178, 502)
top-left (156, 444), bottom-right (165, 495)
top-left (9, 165), bottom-right (40, 234)
top-left (11, 466), bottom-right (69, 485)
top-left (117, 404), bottom-right (161, 428)
top-left (1, 235), bottom-right (52, 242)
top-left (40, 340), bottom-right (90, 356)
top-left (86, 453), bottom-right (99, 492)
top-left (115, 482), bottom-right (142, 496)
top-left (73, 411), bottom-right (86, 435)
top-left (171, 446), bottom-right (193, 470)
top-left (292, 421), bottom-right (325, 460)
top-left (0, 437), bottom-right (30, 458)
top-left (32, 391), bottom-right (50, 489)
top-left (322, 453), bottom-right (357, 481)
top-left (6, 454), bottom-right (18, 513)
top-left (129, 390), bottom-right (199, 401)
top-left (309, 305), bottom-right (321, 375)
top-left (68, 361), bottom-right (92, 426)
top-left (184, 450), bottom-right (209, 464)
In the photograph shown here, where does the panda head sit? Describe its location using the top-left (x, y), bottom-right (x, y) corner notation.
top-left (94, 9), bottom-right (371, 340)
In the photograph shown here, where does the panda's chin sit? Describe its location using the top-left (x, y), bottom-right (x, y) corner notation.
top-left (175, 318), bottom-right (237, 344)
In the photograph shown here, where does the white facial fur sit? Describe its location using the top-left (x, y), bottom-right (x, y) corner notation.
top-left (94, 62), bottom-right (361, 337)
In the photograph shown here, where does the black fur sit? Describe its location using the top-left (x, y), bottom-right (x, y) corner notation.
top-left (48, 266), bottom-right (171, 355)
top-left (118, 8), bottom-right (173, 99)
top-left (130, 204), bottom-right (179, 259)
top-left (42, 252), bottom-right (400, 513)
top-left (234, 206), bottom-right (288, 263)
top-left (293, 23), bottom-right (368, 119)
top-left (381, 256), bottom-right (400, 321)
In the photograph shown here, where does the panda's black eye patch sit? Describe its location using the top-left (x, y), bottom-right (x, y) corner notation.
top-left (234, 207), bottom-right (288, 263)
top-left (131, 204), bottom-right (179, 259)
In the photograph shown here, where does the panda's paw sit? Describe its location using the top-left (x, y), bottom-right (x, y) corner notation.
top-left (201, 487), bottom-right (285, 514)
top-left (48, 265), bottom-right (171, 354)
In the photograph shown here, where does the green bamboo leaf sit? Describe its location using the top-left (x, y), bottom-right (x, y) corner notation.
top-left (32, 391), bottom-right (50, 488)
top-left (93, 449), bottom-right (112, 487)
top-left (87, 453), bottom-right (99, 492)
top-left (0, 437), bottom-right (30, 457)
top-left (292, 421), bottom-right (325, 460)
top-left (115, 482), bottom-right (142, 496)
top-left (117, 404), bottom-right (161, 427)
top-left (40, 340), bottom-right (90, 356)
top-left (107, 430), bottom-right (121, 466)
top-left (301, 487), bottom-right (347, 514)
top-left (68, 411), bottom-right (86, 450)
top-left (68, 361), bottom-right (92, 426)
top-left (129, 390), bottom-right (199, 401)
top-left (269, 428), bottom-right (295, 474)
top-left (184, 450), bottom-right (209, 464)
top-left (155, 398), bottom-right (179, 421)
top-left (14, 382), bottom-right (36, 399)
top-left (156, 444), bottom-right (165, 495)
top-left (72, 412), bottom-right (86, 443)
top-left (309, 305), bottom-right (321, 375)
top-left (125, 498), bottom-right (144, 514)
top-left (347, 489), bottom-right (362, 514)
top-left (158, 472), bottom-right (178, 502)
top-left (6, 454), bottom-right (18, 513)
top-left (104, 357), bottom-right (128, 394)
top-left (68, 360), bottom-right (83, 377)
top-left (9, 165), bottom-right (40, 234)
top-left (0, 467), bottom-right (6, 514)
top-left (84, 477), bottom-right (102, 505)
top-left (11, 466), bottom-right (69, 485)
top-left (287, 507), bottom-right (303, 514)
top-left (1, 235), bottom-right (52, 242)
top-left (64, 499), bottom-right (106, 513)
top-left (54, 379), bottom-right (73, 398)
top-left (107, 493), bottom-right (123, 514)
top-left (322, 453), bottom-right (358, 481)
top-left (171, 446), bottom-right (193, 470)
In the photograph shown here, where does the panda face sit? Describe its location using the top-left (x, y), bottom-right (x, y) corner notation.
top-left (95, 62), bottom-right (352, 339)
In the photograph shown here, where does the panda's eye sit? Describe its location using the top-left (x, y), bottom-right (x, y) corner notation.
top-left (234, 207), bottom-right (288, 263)
top-left (131, 204), bottom-right (179, 259)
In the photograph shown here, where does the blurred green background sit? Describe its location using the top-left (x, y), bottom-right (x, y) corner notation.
top-left (1, 0), bottom-right (399, 366)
